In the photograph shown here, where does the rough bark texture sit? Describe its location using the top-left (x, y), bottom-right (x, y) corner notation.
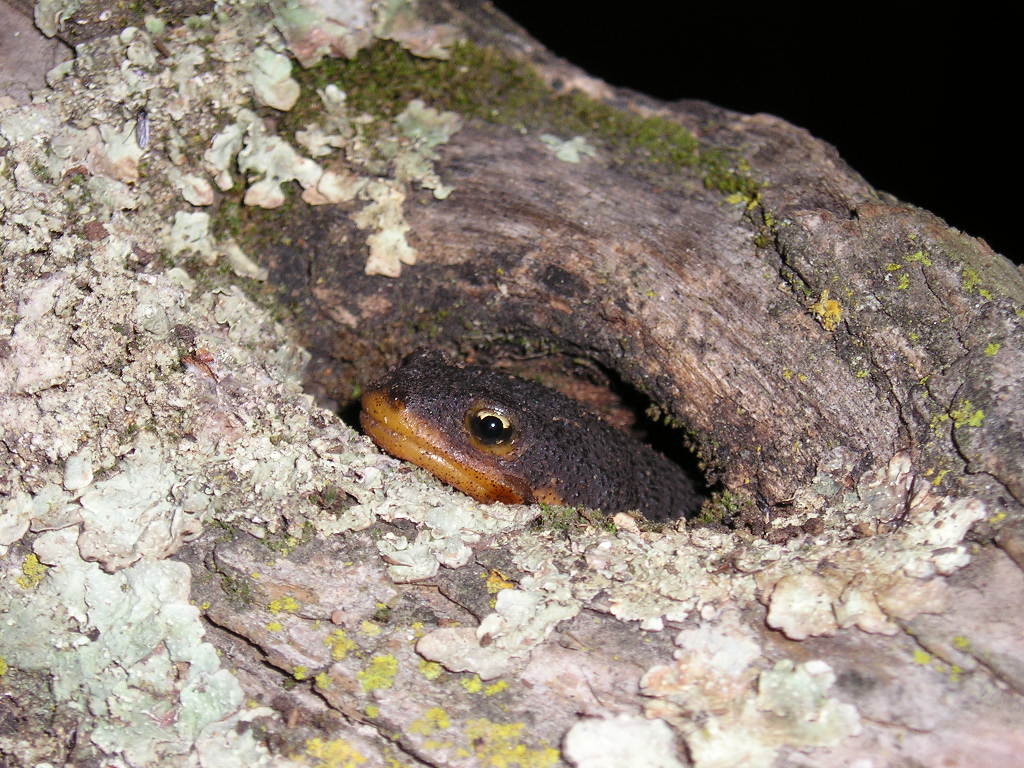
top-left (2, 2), bottom-right (1023, 768)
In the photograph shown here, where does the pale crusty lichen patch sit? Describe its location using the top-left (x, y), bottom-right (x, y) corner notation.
top-left (0, 1), bottom-right (462, 763)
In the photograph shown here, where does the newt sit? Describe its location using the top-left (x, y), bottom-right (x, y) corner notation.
top-left (360, 349), bottom-right (701, 521)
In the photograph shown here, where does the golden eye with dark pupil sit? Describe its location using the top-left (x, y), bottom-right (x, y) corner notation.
top-left (468, 409), bottom-right (513, 445)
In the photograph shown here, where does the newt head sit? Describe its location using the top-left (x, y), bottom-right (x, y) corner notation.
top-left (359, 349), bottom-right (548, 505)
top-left (360, 349), bottom-right (701, 520)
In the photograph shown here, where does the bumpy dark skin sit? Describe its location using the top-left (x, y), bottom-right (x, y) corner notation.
top-left (360, 349), bottom-right (701, 521)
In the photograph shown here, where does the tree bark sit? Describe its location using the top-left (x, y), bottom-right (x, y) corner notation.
top-left (262, 5), bottom-right (1024, 529)
top-left (2, 2), bottom-right (1023, 767)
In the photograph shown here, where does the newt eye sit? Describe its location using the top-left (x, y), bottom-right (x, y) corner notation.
top-left (466, 407), bottom-right (517, 454)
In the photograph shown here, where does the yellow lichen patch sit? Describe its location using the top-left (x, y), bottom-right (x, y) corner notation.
top-left (463, 719), bottom-right (559, 768)
top-left (293, 666), bottom-right (309, 681)
top-left (952, 635), bottom-right (971, 650)
top-left (16, 554), bottom-right (47, 589)
top-left (303, 737), bottom-right (367, 768)
top-left (461, 675), bottom-right (483, 694)
top-left (905, 249), bottom-right (933, 266)
top-left (419, 659), bottom-right (443, 680)
top-left (961, 266), bottom-right (993, 299)
top-left (0, 657), bottom-right (8, 676)
top-left (269, 596), bottom-right (300, 613)
top-left (360, 620), bottom-right (383, 636)
top-left (484, 680), bottom-right (508, 696)
top-left (358, 655), bottom-right (398, 692)
top-left (485, 569), bottom-right (515, 593)
top-left (950, 400), bottom-right (985, 428)
top-left (410, 706), bottom-right (451, 735)
top-left (326, 629), bottom-right (357, 661)
top-left (364, 704), bottom-right (380, 718)
top-left (984, 342), bottom-right (1001, 356)
top-left (315, 672), bottom-right (332, 690)
top-left (266, 621), bottom-right (284, 632)
top-left (809, 289), bottom-right (842, 332)
top-left (896, 273), bottom-right (910, 290)
top-left (912, 649), bottom-right (931, 665)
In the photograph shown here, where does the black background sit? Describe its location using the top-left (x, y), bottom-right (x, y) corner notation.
top-left (490, 6), bottom-right (1017, 264)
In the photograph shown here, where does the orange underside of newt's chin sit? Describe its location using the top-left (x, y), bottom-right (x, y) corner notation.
top-left (360, 390), bottom-right (534, 505)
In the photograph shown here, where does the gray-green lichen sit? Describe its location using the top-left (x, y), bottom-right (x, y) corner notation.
top-left (0, 0), bottom-right (463, 762)
top-left (540, 133), bottom-right (598, 163)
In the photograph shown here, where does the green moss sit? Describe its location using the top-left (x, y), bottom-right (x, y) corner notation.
top-left (309, 484), bottom-right (354, 515)
top-left (372, 601), bottom-right (391, 623)
top-left (286, 40), bottom-right (756, 194)
top-left (219, 571), bottom-right (257, 608)
top-left (695, 489), bottom-right (751, 526)
top-left (263, 532), bottom-right (302, 556)
top-left (643, 402), bottom-right (686, 429)
top-left (534, 503), bottom-right (613, 533)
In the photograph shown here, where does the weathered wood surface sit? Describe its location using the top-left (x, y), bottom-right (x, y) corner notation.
top-left (257, 16), bottom-right (1023, 530)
